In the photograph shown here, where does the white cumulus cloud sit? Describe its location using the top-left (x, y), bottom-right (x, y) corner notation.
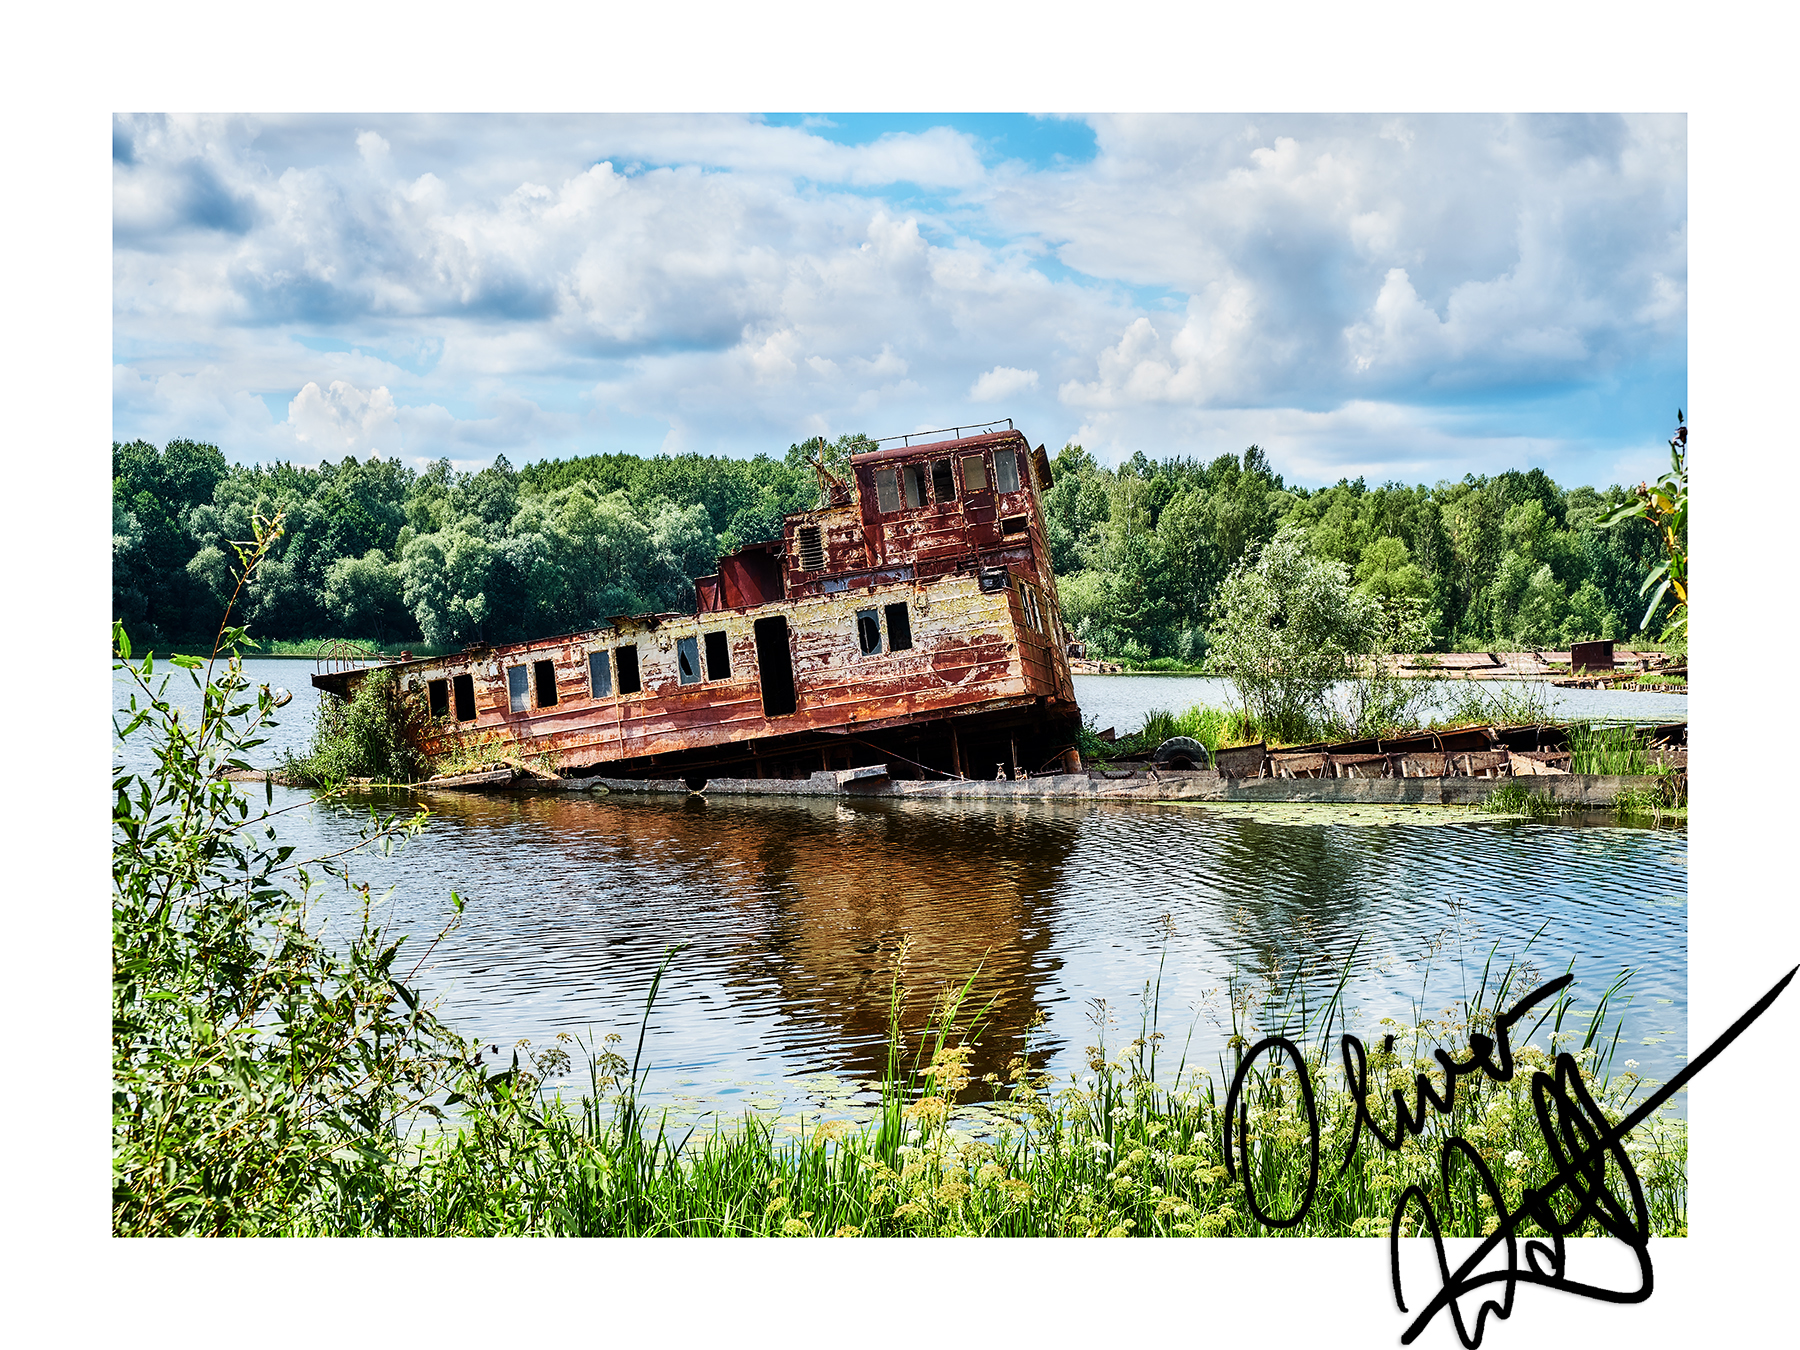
top-left (970, 366), bottom-right (1039, 402)
top-left (287, 380), bottom-right (400, 453)
top-left (111, 112), bottom-right (1687, 488)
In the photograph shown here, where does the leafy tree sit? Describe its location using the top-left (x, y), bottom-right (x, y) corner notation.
top-left (1354, 535), bottom-right (1431, 607)
top-left (401, 524), bottom-right (494, 647)
top-left (1564, 579), bottom-right (1615, 644)
top-left (1209, 525), bottom-right (1381, 741)
top-left (322, 549), bottom-right (408, 643)
top-left (1512, 563), bottom-right (1569, 649)
top-left (1604, 414), bottom-right (1688, 639)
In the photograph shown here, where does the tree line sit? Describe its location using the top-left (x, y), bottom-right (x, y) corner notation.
top-left (113, 433), bottom-right (1677, 655)
top-left (1041, 442), bottom-right (1678, 660)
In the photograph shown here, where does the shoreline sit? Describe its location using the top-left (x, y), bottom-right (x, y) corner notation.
top-left (230, 764), bottom-right (1670, 811)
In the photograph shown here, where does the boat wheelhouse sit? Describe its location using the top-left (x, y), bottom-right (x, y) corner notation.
top-left (312, 423), bottom-right (1082, 785)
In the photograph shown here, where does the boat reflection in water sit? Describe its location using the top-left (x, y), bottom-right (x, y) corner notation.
top-left (321, 788), bottom-right (1687, 1131)
top-left (387, 789), bottom-right (1082, 1118)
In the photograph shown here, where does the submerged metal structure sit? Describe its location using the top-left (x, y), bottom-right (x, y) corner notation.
top-left (312, 422), bottom-right (1083, 785)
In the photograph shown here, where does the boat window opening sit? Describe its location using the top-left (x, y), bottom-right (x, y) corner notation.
top-left (856, 608), bottom-right (882, 656)
top-left (1001, 514), bottom-right (1029, 535)
top-left (902, 463), bottom-right (928, 509)
top-left (589, 649), bottom-right (612, 698)
top-left (616, 643), bottom-right (642, 695)
top-left (1025, 587), bottom-right (1042, 631)
top-left (507, 665), bottom-right (530, 713)
top-left (427, 679), bottom-right (450, 718)
top-left (885, 601), bottom-right (913, 651)
top-left (994, 449), bottom-right (1021, 494)
top-left (931, 459), bottom-right (956, 503)
top-left (962, 455), bottom-right (988, 493)
top-left (534, 660), bottom-right (558, 707)
top-left (452, 673), bottom-right (476, 721)
top-left (796, 523), bottom-right (826, 570)
top-left (677, 636), bottom-right (702, 685)
top-left (704, 630), bottom-right (731, 681)
top-left (873, 468), bottom-right (901, 514)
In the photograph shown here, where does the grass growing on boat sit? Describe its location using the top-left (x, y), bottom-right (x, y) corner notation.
top-left (1481, 782), bottom-right (1567, 819)
top-left (1615, 779), bottom-right (1688, 827)
top-left (1567, 722), bottom-right (1652, 775)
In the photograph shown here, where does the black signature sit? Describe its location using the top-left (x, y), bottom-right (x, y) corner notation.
top-left (1221, 963), bottom-right (1796, 1346)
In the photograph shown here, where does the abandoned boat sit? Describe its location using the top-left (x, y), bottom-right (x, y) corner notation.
top-left (312, 423), bottom-right (1084, 786)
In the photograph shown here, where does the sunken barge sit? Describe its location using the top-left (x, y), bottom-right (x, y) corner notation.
top-left (312, 424), bottom-right (1083, 787)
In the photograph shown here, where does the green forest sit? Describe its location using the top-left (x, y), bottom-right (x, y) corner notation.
top-left (112, 433), bottom-right (1680, 659)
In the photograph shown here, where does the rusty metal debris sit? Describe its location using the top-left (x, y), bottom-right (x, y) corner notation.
top-left (313, 427), bottom-right (1082, 784)
top-left (1162, 721), bottom-right (1684, 783)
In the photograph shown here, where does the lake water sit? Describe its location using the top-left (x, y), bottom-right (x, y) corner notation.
top-left (113, 657), bottom-right (1688, 1131)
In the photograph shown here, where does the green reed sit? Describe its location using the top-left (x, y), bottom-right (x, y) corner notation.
top-left (344, 936), bottom-right (1685, 1239)
top-left (1567, 721), bottom-right (1652, 775)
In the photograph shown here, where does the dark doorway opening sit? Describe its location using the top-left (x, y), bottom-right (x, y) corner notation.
top-left (452, 673), bottom-right (476, 721)
top-left (616, 644), bottom-right (642, 695)
top-left (754, 616), bottom-right (797, 716)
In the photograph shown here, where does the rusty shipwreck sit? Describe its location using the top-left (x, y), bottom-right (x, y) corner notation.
top-left (312, 424), bottom-right (1083, 786)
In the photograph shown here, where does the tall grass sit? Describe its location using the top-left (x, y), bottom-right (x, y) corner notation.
top-left (1480, 782), bottom-right (1567, 819)
top-left (1434, 680), bottom-right (1557, 730)
top-left (1135, 704), bottom-right (1262, 755)
top-left (1567, 722), bottom-right (1651, 775)
top-left (346, 940), bottom-right (1685, 1239)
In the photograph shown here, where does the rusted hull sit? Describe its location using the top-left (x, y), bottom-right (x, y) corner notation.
top-left (314, 426), bottom-right (1083, 783)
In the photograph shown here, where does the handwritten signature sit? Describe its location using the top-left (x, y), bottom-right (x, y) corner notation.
top-left (1221, 964), bottom-right (1796, 1346)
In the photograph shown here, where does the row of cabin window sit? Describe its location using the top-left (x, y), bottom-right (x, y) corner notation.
top-left (871, 448), bottom-right (1025, 515)
top-left (423, 632), bottom-right (725, 720)
top-left (428, 603), bottom-right (918, 719)
top-left (566, 630), bottom-right (732, 709)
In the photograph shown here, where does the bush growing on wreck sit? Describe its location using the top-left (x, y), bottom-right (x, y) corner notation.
top-left (286, 667), bottom-right (435, 785)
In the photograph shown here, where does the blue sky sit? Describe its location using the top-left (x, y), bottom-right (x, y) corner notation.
top-left (111, 112), bottom-right (1686, 490)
